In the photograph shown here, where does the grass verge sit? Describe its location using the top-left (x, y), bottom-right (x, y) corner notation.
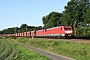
top-left (15, 38), bottom-right (90, 60)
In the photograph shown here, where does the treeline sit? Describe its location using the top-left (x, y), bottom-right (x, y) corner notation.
top-left (0, 0), bottom-right (90, 38)
top-left (0, 24), bottom-right (43, 34)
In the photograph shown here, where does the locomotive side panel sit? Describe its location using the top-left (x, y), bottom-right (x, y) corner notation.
top-left (45, 26), bottom-right (64, 36)
top-left (36, 30), bottom-right (44, 37)
top-left (45, 26), bottom-right (73, 37)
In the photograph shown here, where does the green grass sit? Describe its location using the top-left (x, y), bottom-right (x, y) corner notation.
top-left (15, 44), bottom-right (50, 60)
top-left (0, 40), bottom-right (12, 60)
top-left (0, 41), bottom-right (5, 53)
top-left (0, 39), bottom-right (50, 60)
top-left (4, 40), bottom-right (19, 60)
top-left (15, 38), bottom-right (90, 60)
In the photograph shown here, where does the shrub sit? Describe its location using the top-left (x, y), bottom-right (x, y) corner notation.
top-left (0, 36), bottom-right (2, 39)
top-left (76, 26), bottom-right (90, 39)
top-left (9, 36), bottom-right (16, 39)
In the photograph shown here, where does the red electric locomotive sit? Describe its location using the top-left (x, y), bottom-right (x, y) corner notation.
top-left (36, 26), bottom-right (73, 38)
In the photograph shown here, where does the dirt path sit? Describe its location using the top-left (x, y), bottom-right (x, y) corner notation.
top-left (13, 41), bottom-right (74, 60)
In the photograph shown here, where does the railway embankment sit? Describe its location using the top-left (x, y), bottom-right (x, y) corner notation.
top-left (13, 37), bottom-right (90, 60)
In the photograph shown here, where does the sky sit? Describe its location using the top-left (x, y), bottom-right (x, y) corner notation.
top-left (0, 0), bottom-right (70, 30)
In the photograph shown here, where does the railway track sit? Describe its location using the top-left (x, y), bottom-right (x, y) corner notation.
top-left (33, 38), bottom-right (90, 43)
top-left (70, 39), bottom-right (90, 43)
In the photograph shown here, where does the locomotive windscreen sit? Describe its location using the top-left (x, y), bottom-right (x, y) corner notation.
top-left (64, 27), bottom-right (71, 30)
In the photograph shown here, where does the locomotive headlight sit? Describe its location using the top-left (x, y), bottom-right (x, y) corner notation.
top-left (65, 31), bottom-right (72, 34)
top-left (68, 34), bottom-right (71, 36)
top-left (61, 33), bottom-right (65, 36)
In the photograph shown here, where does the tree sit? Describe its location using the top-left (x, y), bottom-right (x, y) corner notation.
top-left (13, 27), bottom-right (19, 33)
top-left (20, 24), bottom-right (28, 32)
top-left (63, 0), bottom-right (90, 36)
top-left (42, 11), bottom-right (63, 28)
top-left (85, 9), bottom-right (90, 24)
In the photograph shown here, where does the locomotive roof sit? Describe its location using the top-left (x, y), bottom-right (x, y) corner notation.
top-left (36, 26), bottom-right (71, 31)
top-left (46, 26), bottom-right (71, 30)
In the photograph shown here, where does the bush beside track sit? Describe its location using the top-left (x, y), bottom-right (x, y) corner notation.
top-left (0, 39), bottom-right (50, 60)
top-left (15, 37), bottom-right (90, 60)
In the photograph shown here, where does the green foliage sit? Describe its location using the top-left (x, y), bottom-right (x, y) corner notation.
top-left (0, 27), bottom-right (19, 34)
top-left (76, 26), bottom-right (90, 38)
top-left (17, 38), bottom-right (30, 44)
top-left (0, 36), bottom-right (2, 39)
top-left (76, 28), bottom-right (86, 37)
top-left (85, 8), bottom-right (90, 23)
top-left (9, 36), bottom-right (17, 39)
top-left (20, 24), bottom-right (28, 32)
top-left (42, 12), bottom-right (63, 28)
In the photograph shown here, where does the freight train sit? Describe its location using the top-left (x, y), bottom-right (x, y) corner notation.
top-left (1, 26), bottom-right (73, 38)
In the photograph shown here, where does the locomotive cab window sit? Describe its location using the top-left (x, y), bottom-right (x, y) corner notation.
top-left (45, 29), bottom-right (46, 32)
top-left (61, 27), bottom-right (62, 30)
top-left (64, 27), bottom-right (71, 30)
